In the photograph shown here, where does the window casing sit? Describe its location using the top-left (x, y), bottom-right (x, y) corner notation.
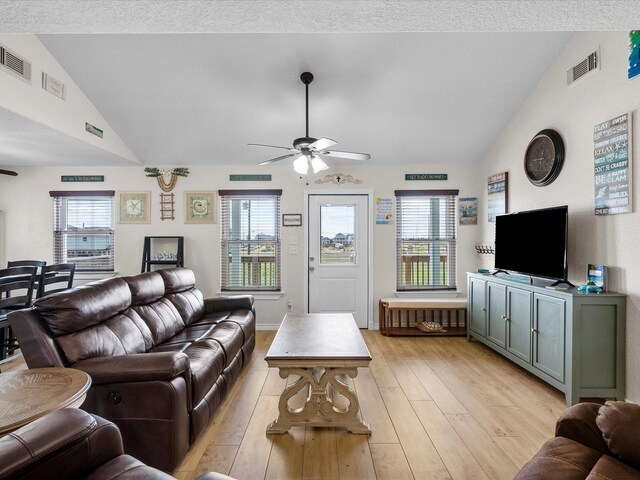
top-left (219, 189), bottom-right (282, 291)
top-left (50, 191), bottom-right (115, 272)
top-left (395, 190), bottom-right (458, 291)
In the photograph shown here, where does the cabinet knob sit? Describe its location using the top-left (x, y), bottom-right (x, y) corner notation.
top-left (503, 316), bottom-right (509, 321)
top-left (531, 328), bottom-right (538, 333)
top-left (481, 307), bottom-right (486, 312)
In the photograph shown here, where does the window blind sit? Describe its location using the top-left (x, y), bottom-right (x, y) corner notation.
top-left (219, 190), bottom-right (281, 291)
top-left (50, 191), bottom-right (115, 272)
top-left (395, 189), bottom-right (458, 290)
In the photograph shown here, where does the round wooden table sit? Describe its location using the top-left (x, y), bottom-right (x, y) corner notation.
top-left (0, 367), bottom-right (91, 435)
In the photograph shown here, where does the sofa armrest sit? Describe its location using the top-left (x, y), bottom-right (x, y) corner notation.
top-left (73, 352), bottom-right (190, 385)
top-left (596, 400), bottom-right (640, 469)
top-left (555, 402), bottom-right (610, 454)
top-left (204, 295), bottom-right (254, 313)
top-left (0, 409), bottom-right (122, 479)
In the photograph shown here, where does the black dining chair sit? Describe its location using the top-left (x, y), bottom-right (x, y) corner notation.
top-left (7, 260), bottom-right (46, 305)
top-left (0, 266), bottom-right (38, 365)
top-left (37, 263), bottom-right (76, 298)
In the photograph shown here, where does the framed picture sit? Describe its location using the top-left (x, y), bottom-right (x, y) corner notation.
top-left (459, 197), bottom-right (478, 225)
top-left (487, 172), bottom-right (508, 222)
top-left (282, 213), bottom-right (302, 227)
top-left (119, 191), bottom-right (151, 224)
top-left (184, 191), bottom-right (216, 224)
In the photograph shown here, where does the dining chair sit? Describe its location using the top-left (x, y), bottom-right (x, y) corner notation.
top-left (7, 260), bottom-right (46, 305)
top-left (37, 263), bottom-right (76, 298)
top-left (0, 266), bottom-right (38, 364)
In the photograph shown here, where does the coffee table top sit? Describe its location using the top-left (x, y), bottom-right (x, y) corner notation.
top-left (0, 367), bottom-right (91, 435)
top-left (265, 313), bottom-right (371, 367)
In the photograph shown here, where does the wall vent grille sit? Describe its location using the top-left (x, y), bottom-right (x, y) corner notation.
top-left (567, 50), bottom-right (599, 86)
top-left (0, 44), bottom-right (32, 83)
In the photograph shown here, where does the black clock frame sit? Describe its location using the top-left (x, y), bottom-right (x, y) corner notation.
top-left (524, 129), bottom-right (565, 186)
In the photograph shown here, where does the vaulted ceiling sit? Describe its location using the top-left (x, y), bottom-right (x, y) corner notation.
top-left (0, 1), bottom-right (635, 169)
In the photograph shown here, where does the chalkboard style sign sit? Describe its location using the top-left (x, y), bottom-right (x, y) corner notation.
top-left (594, 112), bottom-right (632, 215)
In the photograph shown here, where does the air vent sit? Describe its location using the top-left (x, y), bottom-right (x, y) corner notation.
top-left (0, 44), bottom-right (32, 83)
top-left (567, 50), bottom-right (599, 86)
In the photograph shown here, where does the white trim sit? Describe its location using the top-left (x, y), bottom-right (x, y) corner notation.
top-left (394, 291), bottom-right (462, 298)
top-left (256, 323), bottom-right (281, 331)
top-left (217, 291), bottom-right (284, 300)
top-left (303, 188), bottom-right (374, 329)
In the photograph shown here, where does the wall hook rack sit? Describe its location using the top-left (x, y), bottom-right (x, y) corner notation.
top-left (475, 245), bottom-right (495, 255)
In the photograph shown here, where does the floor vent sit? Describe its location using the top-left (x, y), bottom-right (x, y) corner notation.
top-left (0, 44), bottom-right (32, 83)
top-left (567, 50), bottom-right (599, 86)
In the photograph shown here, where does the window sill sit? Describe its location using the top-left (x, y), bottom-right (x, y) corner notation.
top-left (394, 290), bottom-right (461, 298)
top-left (217, 291), bottom-right (284, 300)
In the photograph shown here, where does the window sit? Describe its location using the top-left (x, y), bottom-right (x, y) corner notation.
top-left (50, 191), bottom-right (115, 272)
top-left (219, 189), bottom-right (282, 291)
top-left (395, 189), bottom-right (458, 291)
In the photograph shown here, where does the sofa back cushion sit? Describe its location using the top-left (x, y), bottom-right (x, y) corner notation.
top-left (158, 268), bottom-right (205, 325)
top-left (122, 271), bottom-right (186, 345)
top-left (596, 401), bottom-right (640, 469)
top-left (33, 277), bottom-right (155, 364)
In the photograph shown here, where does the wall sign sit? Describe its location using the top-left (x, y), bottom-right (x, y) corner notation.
top-left (61, 175), bottom-right (104, 182)
top-left (405, 173), bottom-right (448, 181)
top-left (629, 30), bottom-right (640, 79)
top-left (459, 197), bottom-right (478, 225)
top-left (487, 172), bottom-right (508, 222)
top-left (375, 197), bottom-right (394, 224)
top-left (229, 174), bottom-right (272, 181)
top-left (85, 122), bottom-right (103, 138)
top-left (594, 112), bottom-right (632, 215)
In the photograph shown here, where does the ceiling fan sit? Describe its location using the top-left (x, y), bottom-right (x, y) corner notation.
top-left (249, 72), bottom-right (370, 174)
top-left (0, 169), bottom-right (17, 176)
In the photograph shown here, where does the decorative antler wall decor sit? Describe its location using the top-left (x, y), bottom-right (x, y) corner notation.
top-left (144, 167), bottom-right (190, 192)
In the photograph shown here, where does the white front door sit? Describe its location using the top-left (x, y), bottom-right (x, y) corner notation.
top-left (307, 194), bottom-right (369, 328)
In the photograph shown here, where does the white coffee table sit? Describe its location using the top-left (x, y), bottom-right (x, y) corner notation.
top-left (264, 313), bottom-right (372, 434)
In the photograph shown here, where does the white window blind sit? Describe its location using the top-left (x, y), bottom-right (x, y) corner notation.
top-left (219, 189), bottom-right (281, 291)
top-left (50, 191), bottom-right (115, 272)
top-left (395, 189), bottom-right (458, 291)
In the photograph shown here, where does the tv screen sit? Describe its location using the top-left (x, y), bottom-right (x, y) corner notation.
top-left (494, 205), bottom-right (568, 280)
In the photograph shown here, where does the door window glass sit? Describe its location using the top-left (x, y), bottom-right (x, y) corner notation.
top-left (320, 204), bottom-right (356, 264)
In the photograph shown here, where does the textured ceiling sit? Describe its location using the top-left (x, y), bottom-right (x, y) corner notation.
top-left (0, 1), bottom-right (633, 169)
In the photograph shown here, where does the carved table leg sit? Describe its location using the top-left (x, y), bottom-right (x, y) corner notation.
top-left (266, 366), bottom-right (371, 435)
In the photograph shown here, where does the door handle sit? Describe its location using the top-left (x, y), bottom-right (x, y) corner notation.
top-left (309, 267), bottom-right (315, 272)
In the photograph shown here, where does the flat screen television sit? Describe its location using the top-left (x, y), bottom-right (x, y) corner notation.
top-left (494, 205), bottom-right (568, 282)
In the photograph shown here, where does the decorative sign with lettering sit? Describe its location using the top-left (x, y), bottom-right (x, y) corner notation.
top-left (487, 172), bottom-right (508, 222)
top-left (229, 174), bottom-right (272, 181)
top-left (405, 173), bottom-right (448, 181)
top-left (594, 112), bottom-right (632, 215)
top-left (61, 175), bottom-right (104, 182)
top-left (85, 122), bottom-right (103, 138)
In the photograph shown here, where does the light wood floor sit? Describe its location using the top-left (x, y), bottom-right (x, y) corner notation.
top-left (2, 331), bottom-right (568, 479)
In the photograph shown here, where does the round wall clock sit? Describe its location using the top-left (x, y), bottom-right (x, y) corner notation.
top-left (524, 129), bottom-right (565, 186)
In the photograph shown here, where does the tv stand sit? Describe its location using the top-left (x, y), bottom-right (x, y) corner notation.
top-left (549, 279), bottom-right (575, 287)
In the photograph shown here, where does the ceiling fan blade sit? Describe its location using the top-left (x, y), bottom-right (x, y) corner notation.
top-left (258, 153), bottom-right (299, 165)
top-left (318, 150), bottom-right (371, 161)
top-left (0, 169), bottom-right (18, 176)
top-left (248, 143), bottom-right (299, 152)
top-left (308, 137), bottom-right (337, 151)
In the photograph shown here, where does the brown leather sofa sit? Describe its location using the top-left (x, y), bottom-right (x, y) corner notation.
top-left (9, 268), bottom-right (255, 472)
top-left (515, 400), bottom-right (640, 479)
top-left (0, 408), bottom-right (235, 480)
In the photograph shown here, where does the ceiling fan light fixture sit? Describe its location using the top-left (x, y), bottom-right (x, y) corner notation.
top-left (311, 155), bottom-right (329, 173)
top-left (293, 155), bottom-right (309, 175)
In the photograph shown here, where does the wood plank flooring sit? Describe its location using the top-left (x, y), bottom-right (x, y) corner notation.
top-left (2, 330), bottom-right (567, 479)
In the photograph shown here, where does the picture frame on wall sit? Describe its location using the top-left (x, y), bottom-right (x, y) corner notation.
top-left (119, 191), bottom-right (151, 224)
top-left (487, 172), bottom-right (508, 222)
top-left (282, 213), bottom-right (302, 227)
top-left (184, 191), bottom-right (216, 224)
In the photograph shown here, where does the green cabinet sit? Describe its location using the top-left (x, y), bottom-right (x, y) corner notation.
top-left (467, 273), bottom-right (626, 406)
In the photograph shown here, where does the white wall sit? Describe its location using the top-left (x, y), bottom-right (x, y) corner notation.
top-left (477, 31), bottom-right (640, 402)
top-left (0, 34), bottom-right (137, 163)
top-left (0, 163), bottom-right (479, 329)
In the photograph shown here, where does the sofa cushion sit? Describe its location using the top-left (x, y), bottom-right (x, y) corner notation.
top-left (181, 339), bottom-right (227, 406)
top-left (122, 271), bottom-right (165, 306)
top-left (131, 298), bottom-right (186, 346)
top-left (202, 322), bottom-right (243, 368)
top-left (34, 277), bottom-right (131, 335)
top-left (56, 309), bottom-right (154, 363)
top-left (588, 454), bottom-right (640, 480)
top-left (198, 310), bottom-right (254, 344)
top-left (596, 401), bottom-right (640, 470)
top-left (515, 436), bottom-right (602, 480)
top-left (158, 268), bottom-right (206, 325)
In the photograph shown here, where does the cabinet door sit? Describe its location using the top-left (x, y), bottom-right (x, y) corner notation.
top-left (468, 277), bottom-right (487, 336)
top-left (486, 282), bottom-right (507, 347)
top-left (506, 287), bottom-right (532, 362)
top-left (532, 293), bottom-right (566, 382)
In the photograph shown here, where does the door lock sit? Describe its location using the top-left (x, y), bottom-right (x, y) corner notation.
top-left (309, 267), bottom-right (315, 272)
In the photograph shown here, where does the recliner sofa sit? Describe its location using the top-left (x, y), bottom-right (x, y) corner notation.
top-left (9, 267), bottom-right (255, 472)
top-left (515, 400), bottom-right (640, 479)
top-left (0, 408), bottom-right (235, 480)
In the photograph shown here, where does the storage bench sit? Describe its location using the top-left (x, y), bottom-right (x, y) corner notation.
top-left (378, 297), bottom-right (467, 336)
